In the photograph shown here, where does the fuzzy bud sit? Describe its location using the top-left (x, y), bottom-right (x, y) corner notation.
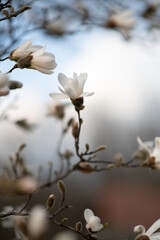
top-left (58, 180), bottom-right (66, 195)
top-left (2, 10), bottom-right (9, 15)
top-left (95, 145), bottom-right (107, 152)
top-left (72, 120), bottom-right (79, 138)
top-left (75, 221), bottom-right (83, 232)
top-left (8, 80), bottom-right (23, 90)
top-left (46, 194), bottom-right (55, 209)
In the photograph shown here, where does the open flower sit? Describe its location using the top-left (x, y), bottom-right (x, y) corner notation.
top-left (0, 72), bottom-right (9, 96)
top-left (84, 208), bottom-right (103, 232)
top-left (30, 46), bottom-right (57, 74)
top-left (49, 72), bottom-right (94, 108)
top-left (136, 137), bottom-right (160, 169)
top-left (10, 40), bottom-right (42, 61)
top-left (134, 219), bottom-right (160, 240)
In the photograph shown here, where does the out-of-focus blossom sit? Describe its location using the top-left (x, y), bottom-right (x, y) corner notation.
top-left (136, 136), bottom-right (160, 169)
top-left (14, 176), bottom-right (38, 194)
top-left (133, 137), bottom-right (153, 160)
top-left (84, 208), bottom-right (103, 232)
top-left (134, 219), bottom-right (160, 240)
top-left (0, 72), bottom-right (9, 96)
top-left (47, 101), bottom-right (65, 119)
top-left (28, 206), bottom-right (48, 240)
top-left (30, 46), bottom-right (57, 74)
top-left (10, 40), bottom-right (42, 61)
top-left (106, 9), bottom-right (136, 30)
top-left (49, 73), bottom-right (94, 108)
top-left (53, 231), bottom-right (77, 240)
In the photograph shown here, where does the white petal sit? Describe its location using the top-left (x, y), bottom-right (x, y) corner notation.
top-left (18, 40), bottom-right (32, 51)
top-left (78, 73), bottom-right (87, 91)
top-left (81, 92), bottom-right (94, 97)
top-left (84, 209), bottom-right (94, 223)
top-left (155, 137), bottom-right (160, 149)
top-left (146, 219), bottom-right (160, 237)
top-left (49, 93), bottom-right (69, 99)
top-left (58, 73), bottom-right (69, 89)
top-left (32, 46), bottom-right (46, 58)
top-left (150, 233), bottom-right (160, 240)
top-left (137, 137), bottom-right (151, 154)
top-left (32, 66), bottom-right (53, 74)
top-left (65, 87), bottom-right (77, 99)
top-left (134, 225), bottom-right (146, 234)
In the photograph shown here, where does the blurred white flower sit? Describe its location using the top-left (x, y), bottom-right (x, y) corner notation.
top-left (28, 205), bottom-right (47, 239)
top-left (107, 9), bottom-right (136, 29)
top-left (53, 231), bottom-right (77, 240)
top-left (49, 72), bottom-right (94, 100)
top-left (137, 136), bottom-right (160, 169)
top-left (30, 46), bottom-right (57, 74)
top-left (134, 219), bottom-right (160, 240)
top-left (84, 208), bottom-right (103, 232)
top-left (10, 40), bottom-right (42, 60)
top-left (0, 72), bottom-right (9, 96)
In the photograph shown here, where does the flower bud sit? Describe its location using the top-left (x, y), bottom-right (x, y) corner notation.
top-left (72, 121), bottom-right (79, 139)
top-left (75, 221), bottom-right (83, 232)
top-left (95, 145), bottom-right (107, 152)
top-left (46, 194), bottom-right (55, 209)
top-left (2, 10), bottom-right (9, 15)
top-left (57, 180), bottom-right (66, 195)
top-left (8, 80), bottom-right (23, 90)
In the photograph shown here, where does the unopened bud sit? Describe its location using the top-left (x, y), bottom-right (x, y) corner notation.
top-left (57, 180), bottom-right (66, 195)
top-left (72, 121), bottom-right (79, 138)
top-left (75, 221), bottom-right (83, 232)
top-left (18, 55), bottom-right (32, 69)
top-left (2, 10), bottom-right (9, 15)
top-left (61, 217), bottom-right (68, 223)
top-left (46, 194), bottom-right (55, 209)
top-left (8, 80), bottom-right (23, 90)
top-left (95, 145), bottom-right (107, 152)
top-left (85, 143), bottom-right (89, 152)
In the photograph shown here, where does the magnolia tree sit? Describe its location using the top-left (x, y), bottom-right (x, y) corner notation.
top-left (1, 0), bottom-right (160, 240)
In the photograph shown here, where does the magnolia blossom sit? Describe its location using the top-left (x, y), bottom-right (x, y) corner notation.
top-left (30, 46), bottom-right (57, 74)
top-left (84, 208), bottom-right (103, 232)
top-left (137, 136), bottom-right (160, 169)
top-left (134, 219), bottom-right (160, 240)
top-left (28, 206), bottom-right (47, 239)
top-left (0, 72), bottom-right (9, 96)
top-left (49, 72), bottom-right (94, 101)
top-left (10, 40), bottom-right (42, 60)
top-left (107, 9), bottom-right (136, 29)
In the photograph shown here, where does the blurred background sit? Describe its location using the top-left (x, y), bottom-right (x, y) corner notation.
top-left (1, 0), bottom-right (160, 239)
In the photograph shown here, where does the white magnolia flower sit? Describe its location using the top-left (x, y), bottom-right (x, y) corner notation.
top-left (28, 206), bottom-right (47, 239)
top-left (137, 136), bottom-right (160, 169)
top-left (53, 231), bottom-right (77, 240)
top-left (30, 46), bottom-right (57, 74)
top-left (10, 40), bottom-right (43, 60)
top-left (108, 9), bottom-right (136, 29)
top-left (84, 208), bottom-right (103, 232)
top-left (0, 72), bottom-right (9, 96)
top-left (134, 219), bottom-right (160, 240)
top-left (49, 72), bottom-right (94, 100)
